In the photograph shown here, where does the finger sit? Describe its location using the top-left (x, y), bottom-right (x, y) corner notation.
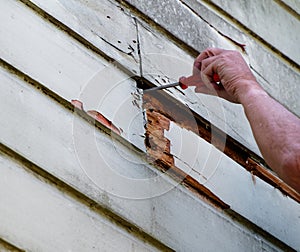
top-left (201, 56), bottom-right (221, 84)
top-left (195, 81), bottom-right (228, 100)
top-left (192, 64), bottom-right (201, 76)
top-left (190, 73), bottom-right (226, 98)
top-left (195, 86), bottom-right (212, 95)
top-left (195, 84), bottom-right (214, 94)
top-left (194, 82), bottom-right (224, 95)
top-left (200, 55), bottom-right (218, 72)
top-left (179, 75), bottom-right (203, 87)
top-left (193, 48), bottom-right (224, 74)
top-left (197, 47), bottom-right (224, 62)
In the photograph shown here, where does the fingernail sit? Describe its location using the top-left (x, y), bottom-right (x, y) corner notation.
top-left (179, 76), bottom-right (186, 82)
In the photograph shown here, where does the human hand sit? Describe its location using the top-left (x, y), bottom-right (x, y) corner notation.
top-left (180, 48), bottom-right (262, 103)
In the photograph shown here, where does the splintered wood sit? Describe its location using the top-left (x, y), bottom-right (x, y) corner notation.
top-left (143, 92), bottom-right (229, 209)
top-left (145, 110), bottom-right (174, 167)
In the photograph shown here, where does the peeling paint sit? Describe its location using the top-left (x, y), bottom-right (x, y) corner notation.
top-left (131, 89), bottom-right (143, 109)
top-left (145, 109), bottom-right (174, 167)
top-left (96, 35), bottom-right (138, 62)
top-left (71, 99), bottom-right (84, 110)
top-left (143, 96), bottom-right (229, 209)
top-left (71, 99), bottom-right (123, 135)
top-left (87, 110), bottom-right (123, 135)
top-left (134, 18), bottom-right (143, 77)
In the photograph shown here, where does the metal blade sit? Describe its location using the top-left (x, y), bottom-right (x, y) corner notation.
top-left (143, 82), bottom-right (179, 93)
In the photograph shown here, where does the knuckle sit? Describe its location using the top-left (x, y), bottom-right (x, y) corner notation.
top-left (228, 50), bottom-right (240, 57)
top-left (206, 47), bottom-right (215, 52)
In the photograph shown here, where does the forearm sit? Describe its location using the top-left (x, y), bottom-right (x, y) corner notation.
top-left (240, 81), bottom-right (300, 192)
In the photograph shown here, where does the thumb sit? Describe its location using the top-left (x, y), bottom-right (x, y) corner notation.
top-left (179, 74), bottom-right (203, 87)
top-left (195, 85), bottom-right (215, 95)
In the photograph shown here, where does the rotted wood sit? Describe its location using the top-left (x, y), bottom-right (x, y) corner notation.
top-left (142, 81), bottom-right (300, 204)
top-left (145, 109), bottom-right (230, 209)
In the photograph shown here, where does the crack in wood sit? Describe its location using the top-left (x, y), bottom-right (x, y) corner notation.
top-left (134, 17), bottom-right (144, 77)
top-left (96, 34), bottom-right (138, 62)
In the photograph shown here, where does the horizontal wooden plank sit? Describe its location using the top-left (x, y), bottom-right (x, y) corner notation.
top-left (4, 0), bottom-right (262, 157)
top-left (208, 0), bottom-right (300, 65)
top-left (0, 238), bottom-right (24, 252)
top-left (0, 153), bottom-right (159, 252)
top-left (0, 58), bottom-right (298, 250)
top-left (0, 1), bottom-right (106, 100)
top-left (0, 0), bottom-right (145, 151)
top-left (281, 0), bottom-right (300, 14)
top-left (166, 121), bottom-right (300, 229)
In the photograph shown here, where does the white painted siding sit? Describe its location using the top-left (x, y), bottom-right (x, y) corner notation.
top-left (0, 153), bottom-right (158, 252)
top-left (208, 0), bottom-right (300, 65)
top-left (0, 0), bottom-right (299, 251)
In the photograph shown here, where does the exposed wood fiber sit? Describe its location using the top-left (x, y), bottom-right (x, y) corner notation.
top-left (144, 100), bottom-right (230, 209)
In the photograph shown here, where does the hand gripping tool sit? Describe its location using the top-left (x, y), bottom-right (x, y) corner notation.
top-left (143, 73), bottom-right (220, 93)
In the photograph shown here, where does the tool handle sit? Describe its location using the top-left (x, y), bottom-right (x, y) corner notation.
top-left (179, 82), bottom-right (188, 90)
top-left (213, 73), bottom-right (220, 83)
top-left (178, 73), bottom-right (221, 88)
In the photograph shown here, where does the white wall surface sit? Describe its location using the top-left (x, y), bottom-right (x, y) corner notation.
top-left (0, 0), bottom-right (299, 251)
top-left (1, 62), bottom-right (296, 250)
top-left (207, 0), bottom-right (300, 65)
top-left (0, 153), bottom-right (158, 252)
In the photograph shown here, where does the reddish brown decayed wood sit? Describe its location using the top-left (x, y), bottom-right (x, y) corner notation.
top-left (144, 99), bottom-right (230, 209)
top-left (71, 99), bottom-right (84, 110)
top-left (87, 110), bottom-right (122, 135)
top-left (246, 158), bottom-right (300, 202)
top-left (71, 99), bottom-right (122, 135)
top-left (145, 109), bottom-right (174, 167)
